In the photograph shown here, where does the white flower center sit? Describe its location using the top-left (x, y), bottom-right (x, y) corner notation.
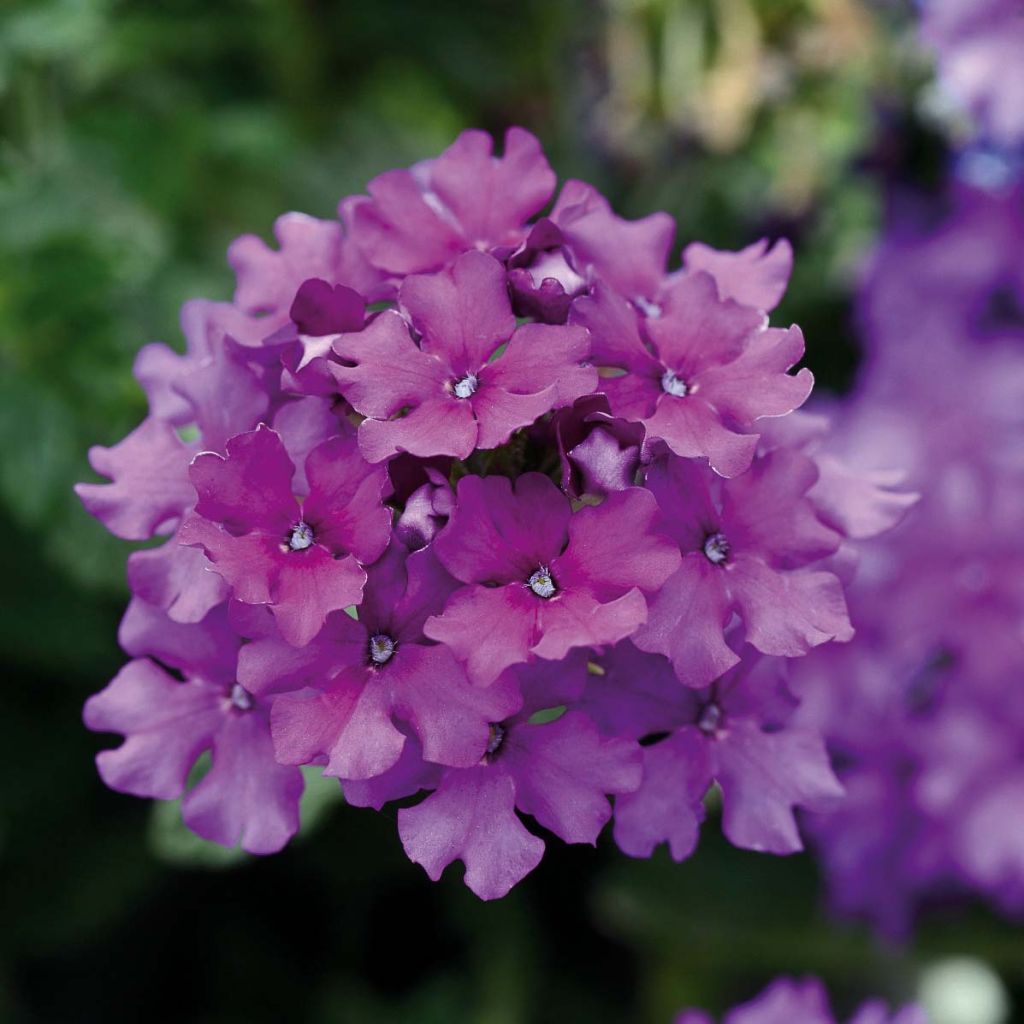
top-left (369, 633), bottom-right (396, 665)
top-left (697, 702), bottom-right (723, 734)
top-left (453, 373), bottom-right (478, 399)
top-left (486, 722), bottom-right (506, 757)
top-left (527, 567), bottom-right (557, 599)
top-left (289, 521), bottom-right (314, 551)
top-left (230, 683), bottom-right (254, 711)
top-left (703, 532), bottom-right (730, 565)
top-left (660, 369), bottom-right (689, 397)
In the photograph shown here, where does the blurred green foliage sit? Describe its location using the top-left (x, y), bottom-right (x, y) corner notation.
top-left (1, 1), bottom-right (1019, 1022)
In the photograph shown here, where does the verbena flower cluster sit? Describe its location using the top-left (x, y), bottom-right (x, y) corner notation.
top-left (77, 128), bottom-right (911, 898)
top-left (675, 976), bottom-right (925, 1024)
top-left (793, 179), bottom-right (1024, 934)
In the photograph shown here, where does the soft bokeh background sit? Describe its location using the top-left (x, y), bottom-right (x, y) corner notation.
top-left (1, 1), bottom-right (1020, 1021)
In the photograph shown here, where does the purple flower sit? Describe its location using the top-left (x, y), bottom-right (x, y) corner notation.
top-left (179, 424), bottom-right (390, 646)
top-left (423, 472), bottom-right (681, 685)
top-left (393, 656), bottom-right (640, 899)
top-left (345, 127), bottom-right (556, 275)
top-left (580, 642), bottom-right (841, 859)
top-left (239, 544), bottom-right (521, 780)
top-left (331, 250), bottom-right (596, 461)
top-left (84, 598), bottom-right (304, 855)
top-left (633, 450), bottom-right (851, 687)
top-left (571, 274), bottom-right (813, 477)
top-left (676, 976), bottom-right (926, 1024)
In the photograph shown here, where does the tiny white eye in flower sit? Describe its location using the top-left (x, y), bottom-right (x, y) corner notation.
top-left (369, 633), bottom-right (396, 665)
top-left (703, 532), bottom-right (730, 565)
top-left (230, 683), bottom-right (254, 711)
top-left (527, 567), bottom-right (557, 599)
top-left (485, 722), bottom-right (506, 757)
top-left (660, 369), bottom-right (689, 397)
top-left (453, 373), bottom-right (479, 399)
top-left (697, 702), bottom-right (723, 735)
top-left (289, 521), bottom-right (315, 551)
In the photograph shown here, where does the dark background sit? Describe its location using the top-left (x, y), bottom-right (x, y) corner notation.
top-left (1, 1), bottom-right (1019, 1021)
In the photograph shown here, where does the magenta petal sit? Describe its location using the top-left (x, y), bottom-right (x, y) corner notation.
top-left (567, 425), bottom-right (642, 497)
top-left (117, 597), bottom-right (238, 684)
top-left (471, 382), bottom-right (560, 450)
top-left (583, 641), bottom-right (700, 739)
top-left (483, 322), bottom-right (596, 407)
top-left (531, 588), bottom-right (648, 662)
top-left (268, 548), bottom-right (367, 647)
top-left (390, 645), bottom-right (522, 767)
top-left (350, 169), bottom-right (465, 275)
top-left (398, 767), bottom-right (545, 900)
top-left (189, 425), bottom-right (296, 535)
top-left (554, 487), bottom-right (681, 601)
top-left (342, 733), bottom-right (442, 810)
top-left (133, 342), bottom-right (193, 424)
top-left (613, 729), bottom-right (711, 861)
top-left (76, 417), bottom-right (194, 540)
top-left (399, 249), bottom-right (516, 373)
top-left (569, 282), bottom-right (654, 371)
top-left (503, 711), bottom-right (641, 844)
top-left (695, 326), bottom-right (813, 424)
top-left (180, 296), bottom-right (271, 356)
top-left (228, 212), bottom-right (347, 317)
top-left (301, 434), bottom-right (391, 561)
top-left (360, 396), bottom-right (478, 462)
top-left (556, 184), bottom-right (675, 301)
top-left (271, 668), bottom-right (405, 780)
top-left (512, 649), bottom-right (591, 709)
top-left (424, 584), bottom-right (538, 686)
top-left (331, 310), bottom-right (451, 418)
top-left (632, 555), bottom-right (739, 688)
top-left (289, 277), bottom-right (365, 336)
top-left (272, 397), bottom-right (344, 496)
top-left (728, 556), bottom-right (853, 657)
top-left (644, 454), bottom-right (719, 552)
top-left (651, 271), bottom-right (764, 369)
top-left (430, 127), bottom-right (556, 250)
top-left (172, 343), bottom-right (268, 453)
top-left (235, 607), bottom-right (364, 695)
top-left (389, 544), bottom-right (462, 641)
top-left (182, 709), bottom-right (303, 854)
top-left (643, 395), bottom-right (759, 478)
top-left (127, 534), bottom-right (230, 624)
top-left (177, 516), bottom-right (277, 607)
top-left (433, 473), bottom-right (571, 585)
top-left (681, 238), bottom-right (793, 312)
top-left (722, 449), bottom-right (842, 565)
top-left (84, 660), bottom-right (221, 800)
top-left (716, 719), bottom-right (843, 854)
